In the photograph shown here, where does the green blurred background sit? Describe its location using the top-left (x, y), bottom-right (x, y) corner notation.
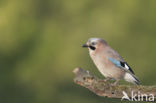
top-left (0, 0), bottom-right (156, 103)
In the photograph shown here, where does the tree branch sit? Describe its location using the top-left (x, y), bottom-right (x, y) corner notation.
top-left (73, 67), bottom-right (156, 101)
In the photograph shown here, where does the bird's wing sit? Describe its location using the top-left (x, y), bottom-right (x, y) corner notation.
top-left (108, 57), bottom-right (135, 74)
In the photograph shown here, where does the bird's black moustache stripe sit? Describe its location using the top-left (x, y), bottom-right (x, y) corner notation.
top-left (89, 46), bottom-right (96, 50)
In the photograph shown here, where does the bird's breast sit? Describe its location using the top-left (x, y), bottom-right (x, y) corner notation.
top-left (90, 54), bottom-right (111, 76)
top-left (90, 53), bottom-right (124, 79)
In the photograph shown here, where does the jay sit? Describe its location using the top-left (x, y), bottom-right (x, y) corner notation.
top-left (82, 38), bottom-right (140, 85)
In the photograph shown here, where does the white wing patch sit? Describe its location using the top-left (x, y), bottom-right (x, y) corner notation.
top-left (120, 61), bottom-right (135, 74)
top-left (124, 64), bottom-right (129, 70)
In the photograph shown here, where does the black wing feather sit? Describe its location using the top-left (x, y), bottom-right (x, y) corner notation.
top-left (120, 61), bottom-right (135, 74)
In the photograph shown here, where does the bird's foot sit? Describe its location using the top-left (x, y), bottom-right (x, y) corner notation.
top-left (110, 80), bottom-right (120, 86)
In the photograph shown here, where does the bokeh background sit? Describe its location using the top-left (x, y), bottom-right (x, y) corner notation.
top-left (0, 0), bottom-right (156, 103)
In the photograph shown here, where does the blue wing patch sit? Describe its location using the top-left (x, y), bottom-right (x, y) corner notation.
top-left (108, 57), bottom-right (121, 67)
top-left (108, 57), bottom-right (135, 74)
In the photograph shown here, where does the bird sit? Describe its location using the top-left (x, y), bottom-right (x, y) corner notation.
top-left (82, 38), bottom-right (140, 85)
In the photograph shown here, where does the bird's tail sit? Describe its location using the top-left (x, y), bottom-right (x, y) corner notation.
top-left (124, 73), bottom-right (140, 85)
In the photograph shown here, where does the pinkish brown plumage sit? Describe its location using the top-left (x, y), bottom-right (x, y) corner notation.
top-left (82, 38), bottom-right (140, 85)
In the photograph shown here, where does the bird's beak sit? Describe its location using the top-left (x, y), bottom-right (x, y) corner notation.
top-left (82, 44), bottom-right (89, 48)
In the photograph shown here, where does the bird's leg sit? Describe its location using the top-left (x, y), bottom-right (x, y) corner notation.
top-left (104, 77), bottom-right (111, 82)
top-left (99, 77), bottom-right (111, 82)
top-left (111, 79), bottom-right (120, 86)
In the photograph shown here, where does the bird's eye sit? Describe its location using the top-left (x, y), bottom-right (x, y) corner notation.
top-left (91, 42), bottom-right (96, 45)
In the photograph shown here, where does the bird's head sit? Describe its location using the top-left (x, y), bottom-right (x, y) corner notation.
top-left (82, 38), bottom-right (107, 51)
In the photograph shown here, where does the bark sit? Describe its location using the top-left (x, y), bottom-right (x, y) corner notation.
top-left (73, 67), bottom-right (156, 101)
